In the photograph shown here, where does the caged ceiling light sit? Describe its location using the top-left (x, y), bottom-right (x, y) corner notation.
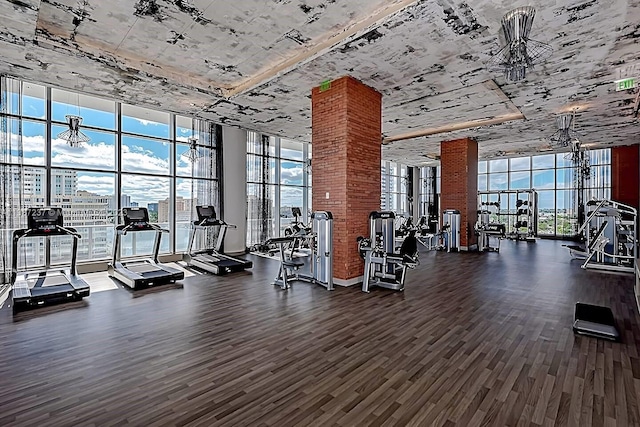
top-left (549, 112), bottom-right (580, 148)
top-left (182, 137), bottom-right (203, 162)
top-left (57, 115), bottom-right (90, 148)
top-left (488, 6), bottom-right (553, 82)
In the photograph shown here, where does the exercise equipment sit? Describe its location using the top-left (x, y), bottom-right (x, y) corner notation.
top-left (569, 199), bottom-right (637, 273)
top-left (357, 211), bottom-right (419, 293)
top-left (573, 302), bottom-right (620, 341)
top-left (442, 209), bottom-right (461, 252)
top-left (108, 207), bottom-right (184, 289)
top-left (475, 210), bottom-right (506, 252)
top-left (11, 207), bottom-right (90, 311)
top-left (183, 205), bottom-right (253, 275)
top-left (267, 211), bottom-right (333, 290)
top-left (478, 190), bottom-right (538, 241)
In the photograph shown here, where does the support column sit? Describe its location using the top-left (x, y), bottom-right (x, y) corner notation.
top-left (222, 126), bottom-right (248, 254)
top-left (312, 76), bottom-right (382, 285)
top-left (612, 145), bottom-right (639, 211)
top-left (440, 137), bottom-right (478, 250)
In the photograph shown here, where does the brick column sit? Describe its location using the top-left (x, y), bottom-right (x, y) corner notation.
top-left (440, 137), bottom-right (478, 250)
top-left (311, 76), bottom-right (382, 285)
top-left (612, 145), bottom-right (639, 212)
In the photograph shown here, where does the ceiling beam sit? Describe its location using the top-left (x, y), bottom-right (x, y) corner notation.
top-left (225, 0), bottom-right (420, 98)
top-left (382, 112), bottom-right (525, 144)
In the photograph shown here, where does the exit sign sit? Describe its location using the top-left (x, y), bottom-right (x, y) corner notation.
top-left (615, 77), bottom-right (636, 91)
top-left (319, 80), bottom-right (331, 92)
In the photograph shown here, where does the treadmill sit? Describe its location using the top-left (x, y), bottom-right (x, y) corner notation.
top-left (11, 207), bottom-right (90, 311)
top-left (108, 207), bottom-right (184, 289)
top-left (182, 205), bottom-right (253, 275)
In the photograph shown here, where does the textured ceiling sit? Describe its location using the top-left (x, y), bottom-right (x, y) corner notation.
top-left (1, 0), bottom-right (640, 165)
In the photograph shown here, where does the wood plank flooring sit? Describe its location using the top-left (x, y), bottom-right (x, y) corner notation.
top-left (0, 240), bottom-right (638, 426)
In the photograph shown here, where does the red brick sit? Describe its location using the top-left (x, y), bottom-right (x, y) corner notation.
top-left (312, 76), bottom-right (382, 280)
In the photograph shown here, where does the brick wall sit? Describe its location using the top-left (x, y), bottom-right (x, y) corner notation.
top-left (440, 137), bottom-right (478, 249)
top-left (311, 76), bottom-right (382, 281)
top-left (612, 145), bottom-right (639, 212)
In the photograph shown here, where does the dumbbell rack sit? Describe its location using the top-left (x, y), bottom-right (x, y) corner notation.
top-left (478, 190), bottom-right (538, 241)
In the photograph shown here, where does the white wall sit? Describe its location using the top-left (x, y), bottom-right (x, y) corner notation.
top-left (222, 126), bottom-right (248, 254)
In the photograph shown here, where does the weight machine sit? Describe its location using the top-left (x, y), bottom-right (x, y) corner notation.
top-left (267, 211), bottom-right (334, 290)
top-left (478, 190), bottom-right (538, 241)
top-left (567, 199), bottom-right (637, 273)
top-left (357, 211), bottom-right (419, 293)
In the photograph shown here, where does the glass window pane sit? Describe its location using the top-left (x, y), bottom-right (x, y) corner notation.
top-left (176, 115), bottom-right (194, 142)
top-left (52, 89), bottom-right (116, 130)
top-left (556, 168), bottom-right (573, 189)
top-left (478, 174), bottom-right (487, 191)
top-left (122, 136), bottom-right (171, 175)
top-left (478, 161), bottom-right (487, 174)
top-left (280, 161), bottom-right (304, 186)
top-left (532, 154), bottom-right (555, 169)
top-left (556, 190), bottom-right (575, 236)
top-left (51, 125), bottom-right (116, 170)
top-left (509, 157), bottom-right (530, 171)
top-left (175, 178), bottom-right (219, 253)
top-left (280, 186), bottom-right (304, 235)
top-left (556, 153), bottom-right (572, 168)
top-left (489, 159), bottom-right (508, 173)
top-left (120, 175), bottom-right (171, 255)
top-left (247, 154), bottom-right (276, 183)
top-left (22, 82), bottom-right (45, 119)
top-left (176, 142), bottom-right (216, 178)
top-left (15, 119), bottom-right (45, 166)
top-left (280, 139), bottom-right (304, 160)
top-left (532, 169), bottom-right (555, 190)
top-left (246, 132), bottom-right (276, 156)
top-left (122, 104), bottom-right (169, 139)
top-left (537, 190), bottom-right (555, 235)
top-left (246, 183), bottom-right (276, 246)
top-left (50, 171), bottom-right (115, 263)
top-left (509, 171), bottom-right (530, 190)
top-left (590, 165), bottom-right (611, 188)
top-left (489, 173), bottom-right (508, 190)
top-left (13, 166), bottom-right (47, 270)
top-left (589, 149), bottom-right (610, 166)
top-left (5, 77), bottom-right (20, 115)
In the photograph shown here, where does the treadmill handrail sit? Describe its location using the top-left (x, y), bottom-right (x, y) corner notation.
top-left (11, 225), bottom-right (81, 284)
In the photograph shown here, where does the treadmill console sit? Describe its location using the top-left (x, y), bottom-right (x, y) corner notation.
top-left (122, 207), bottom-right (152, 230)
top-left (27, 207), bottom-right (63, 232)
top-left (196, 205), bottom-right (221, 226)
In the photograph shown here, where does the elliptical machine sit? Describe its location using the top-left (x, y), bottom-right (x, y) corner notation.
top-left (357, 211), bottom-right (419, 293)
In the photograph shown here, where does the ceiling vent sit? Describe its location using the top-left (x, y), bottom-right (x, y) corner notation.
top-left (488, 7), bottom-right (552, 82)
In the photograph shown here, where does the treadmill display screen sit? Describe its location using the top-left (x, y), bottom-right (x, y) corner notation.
top-left (197, 206), bottom-right (216, 221)
top-left (122, 207), bottom-right (150, 226)
top-left (28, 207), bottom-right (63, 230)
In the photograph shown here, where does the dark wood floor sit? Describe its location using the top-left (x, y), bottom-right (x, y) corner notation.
top-left (0, 240), bottom-right (638, 426)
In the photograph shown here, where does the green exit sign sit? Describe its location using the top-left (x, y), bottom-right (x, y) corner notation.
top-left (319, 80), bottom-right (331, 92)
top-left (615, 77), bottom-right (636, 91)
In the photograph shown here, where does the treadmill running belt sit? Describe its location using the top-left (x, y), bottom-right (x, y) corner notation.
top-left (139, 270), bottom-right (174, 278)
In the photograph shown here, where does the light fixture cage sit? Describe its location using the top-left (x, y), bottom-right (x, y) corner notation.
top-left (549, 112), bottom-right (580, 148)
top-left (182, 137), bottom-right (203, 162)
top-left (57, 115), bottom-right (90, 147)
top-left (488, 6), bottom-right (553, 82)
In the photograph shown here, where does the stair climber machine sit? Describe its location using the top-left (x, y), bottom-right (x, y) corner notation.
top-left (182, 205), bottom-right (253, 275)
top-left (108, 207), bottom-right (184, 289)
top-left (357, 211), bottom-right (419, 293)
top-left (266, 211), bottom-right (334, 290)
top-left (11, 207), bottom-right (90, 312)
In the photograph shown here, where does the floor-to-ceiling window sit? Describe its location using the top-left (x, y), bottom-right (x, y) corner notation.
top-left (478, 150), bottom-right (611, 237)
top-left (245, 132), bottom-right (311, 247)
top-left (381, 161), bottom-right (410, 214)
top-left (0, 76), bottom-right (220, 275)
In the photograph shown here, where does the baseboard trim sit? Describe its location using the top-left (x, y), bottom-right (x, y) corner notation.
top-left (334, 276), bottom-right (363, 287)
